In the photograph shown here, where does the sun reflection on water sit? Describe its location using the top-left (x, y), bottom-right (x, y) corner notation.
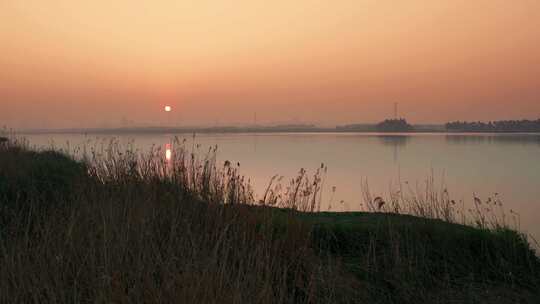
top-left (165, 143), bottom-right (172, 161)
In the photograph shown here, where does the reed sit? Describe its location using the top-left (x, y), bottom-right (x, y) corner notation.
top-left (360, 175), bottom-right (520, 232)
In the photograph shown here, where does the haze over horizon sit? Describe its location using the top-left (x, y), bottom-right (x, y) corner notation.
top-left (2, 0), bottom-right (540, 129)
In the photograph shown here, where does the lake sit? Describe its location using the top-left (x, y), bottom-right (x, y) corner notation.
top-left (22, 132), bottom-right (540, 242)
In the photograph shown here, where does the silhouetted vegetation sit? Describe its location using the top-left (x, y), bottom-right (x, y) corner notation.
top-left (336, 119), bottom-right (415, 133)
top-left (376, 119), bottom-right (414, 132)
top-left (446, 119), bottom-right (540, 132)
top-left (1, 137), bottom-right (539, 303)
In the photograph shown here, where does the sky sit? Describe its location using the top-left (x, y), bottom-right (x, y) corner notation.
top-left (1, 0), bottom-right (540, 129)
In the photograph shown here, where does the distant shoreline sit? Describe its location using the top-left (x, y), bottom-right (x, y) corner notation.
top-left (15, 126), bottom-right (540, 135)
top-left (14, 118), bottom-right (540, 135)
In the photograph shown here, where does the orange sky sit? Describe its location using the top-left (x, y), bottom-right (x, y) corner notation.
top-left (1, 0), bottom-right (540, 129)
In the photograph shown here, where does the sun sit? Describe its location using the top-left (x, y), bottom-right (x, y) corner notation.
top-left (164, 105), bottom-right (172, 112)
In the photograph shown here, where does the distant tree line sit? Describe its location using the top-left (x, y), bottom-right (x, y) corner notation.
top-left (336, 119), bottom-right (415, 132)
top-left (376, 119), bottom-right (413, 132)
top-left (445, 119), bottom-right (540, 132)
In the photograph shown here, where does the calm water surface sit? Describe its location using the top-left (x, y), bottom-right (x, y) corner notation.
top-left (23, 132), bottom-right (540, 241)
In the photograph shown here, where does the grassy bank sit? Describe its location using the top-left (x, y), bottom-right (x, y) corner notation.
top-left (0, 137), bottom-right (539, 303)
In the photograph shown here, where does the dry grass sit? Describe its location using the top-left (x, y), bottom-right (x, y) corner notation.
top-left (0, 136), bottom-right (348, 303)
top-left (360, 175), bottom-right (520, 232)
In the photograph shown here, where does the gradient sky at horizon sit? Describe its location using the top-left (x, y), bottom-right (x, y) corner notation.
top-left (2, 0), bottom-right (540, 129)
